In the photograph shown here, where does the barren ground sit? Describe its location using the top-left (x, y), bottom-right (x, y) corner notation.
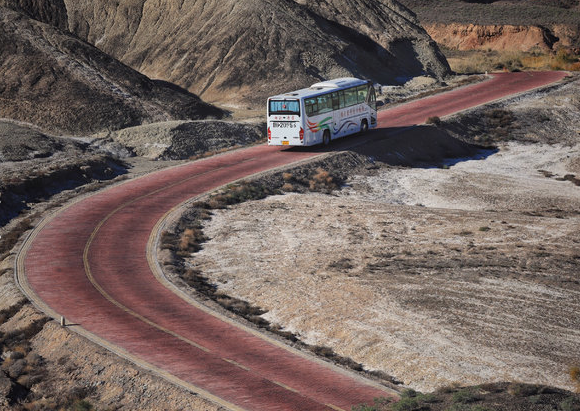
top-left (189, 78), bottom-right (580, 393)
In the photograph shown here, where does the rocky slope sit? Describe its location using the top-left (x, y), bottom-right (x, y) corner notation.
top-left (7, 0), bottom-right (451, 107)
top-left (109, 120), bottom-right (264, 160)
top-left (398, 0), bottom-right (580, 52)
top-left (0, 7), bottom-right (224, 135)
top-left (424, 23), bottom-right (568, 52)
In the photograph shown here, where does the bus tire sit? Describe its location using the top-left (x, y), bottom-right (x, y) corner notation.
top-left (360, 119), bottom-right (368, 133)
top-left (322, 130), bottom-right (331, 146)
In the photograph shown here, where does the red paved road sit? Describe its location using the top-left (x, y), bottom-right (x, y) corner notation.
top-left (379, 71), bottom-right (567, 127)
top-left (18, 71), bottom-right (567, 410)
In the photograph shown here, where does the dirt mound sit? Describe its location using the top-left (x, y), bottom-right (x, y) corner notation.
top-left (0, 122), bottom-right (67, 162)
top-left (0, 7), bottom-right (224, 135)
top-left (111, 120), bottom-right (264, 160)
top-left (425, 23), bottom-right (560, 52)
top-left (55, 0), bottom-right (450, 106)
top-left (399, 0), bottom-right (580, 51)
top-left (0, 121), bottom-right (127, 226)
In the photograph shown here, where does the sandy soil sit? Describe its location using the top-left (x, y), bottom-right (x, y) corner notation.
top-left (189, 95), bottom-right (580, 392)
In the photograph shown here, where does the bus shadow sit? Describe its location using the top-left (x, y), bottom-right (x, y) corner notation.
top-left (285, 126), bottom-right (497, 168)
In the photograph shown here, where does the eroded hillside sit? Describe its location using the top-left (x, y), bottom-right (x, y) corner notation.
top-left (10, 0), bottom-right (451, 106)
top-left (0, 7), bottom-right (224, 135)
top-left (398, 0), bottom-right (580, 52)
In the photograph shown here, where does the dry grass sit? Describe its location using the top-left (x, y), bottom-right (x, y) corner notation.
top-left (448, 48), bottom-right (580, 74)
top-left (178, 227), bottom-right (206, 254)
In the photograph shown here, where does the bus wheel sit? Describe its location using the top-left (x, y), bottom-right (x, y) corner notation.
top-left (360, 119), bottom-right (368, 133)
top-left (322, 130), bottom-right (331, 146)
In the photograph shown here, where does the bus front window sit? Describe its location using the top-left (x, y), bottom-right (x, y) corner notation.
top-left (269, 99), bottom-right (300, 116)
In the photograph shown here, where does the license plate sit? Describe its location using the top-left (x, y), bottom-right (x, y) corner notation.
top-left (273, 122), bottom-right (297, 128)
top-left (282, 141), bottom-right (290, 145)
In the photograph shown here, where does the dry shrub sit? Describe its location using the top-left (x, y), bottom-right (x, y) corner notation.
top-left (268, 324), bottom-right (298, 342)
top-left (282, 172), bottom-right (293, 182)
top-left (309, 168), bottom-right (338, 192)
top-left (160, 231), bottom-right (176, 250)
top-left (426, 116), bottom-right (441, 126)
top-left (309, 345), bottom-right (363, 371)
top-left (1, 356), bottom-right (14, 370)
top-left (281, 183), bottom-right (294, 192)
top-left (484, 108), bottom-right (516, 141)
top-left (217, 295), bottom-right (265, 317)
top-left (571, 366), bottom-right (580, 392)
top-left (486, 108), bottom-right (514, 128)
top-left (207, 195), bottom-right (227, 209)
top-left (452, 387), bottom-right (482, 403)
top-left (13, 344), bottom-right (29, 356)
top-left (507, 383), bottom-right (541, 397)
top-left (181, 268), bottom-right (216, 295)
top-left (179, 227), bottom-right (206, 252)
top-left (311, 345), bottom-right (334, 358)
top-left (205, 181), bottom-right (277, 209)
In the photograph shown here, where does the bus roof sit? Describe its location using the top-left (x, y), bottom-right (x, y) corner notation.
top-left (268, 77), bottom-right (369, 100)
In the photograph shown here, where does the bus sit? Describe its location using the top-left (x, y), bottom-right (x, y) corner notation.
top-left (267, 77), bottom-right (377, 146)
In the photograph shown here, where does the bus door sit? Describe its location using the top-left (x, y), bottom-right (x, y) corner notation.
top-left (367, 85), bottom-right (377, 127)
top-left (331, 91), bottom-right (341, 138)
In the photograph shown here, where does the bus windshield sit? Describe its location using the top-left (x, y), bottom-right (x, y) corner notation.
top-left (269, 99), bottom-right (300, 115)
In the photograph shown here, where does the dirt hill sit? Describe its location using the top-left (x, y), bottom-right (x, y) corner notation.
top-left (398, 0), bottom-right (580, 51)
top-left (22, 0), bottom-right (450, 107)
top-left (0, 7), bottom-right (224, 135)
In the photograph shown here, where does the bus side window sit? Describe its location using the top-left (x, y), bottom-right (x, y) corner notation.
top-left (305, 98), bottom-right (316, 116)
top-left (331, 92), bottom-right (339, 111)
top-left (338, 91), bottom-right (346, 109)
top-left (345, 87), bottom-right (357, 107)
top-left (357, 85), bottom-right (368, 104)
top-left (317, 95), bottom-right (332, 114)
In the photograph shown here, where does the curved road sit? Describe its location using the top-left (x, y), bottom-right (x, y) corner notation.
top-left (16, 71), bottom-right (567, 410)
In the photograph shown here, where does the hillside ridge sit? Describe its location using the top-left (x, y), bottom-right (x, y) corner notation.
top-left (55, 0), bottom-right (451, 106)
top-left (0, 6), bottom-right (224, 135)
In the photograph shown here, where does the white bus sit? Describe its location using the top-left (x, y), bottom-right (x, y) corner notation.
top-left (267, 77), bottom-right (377, 146)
